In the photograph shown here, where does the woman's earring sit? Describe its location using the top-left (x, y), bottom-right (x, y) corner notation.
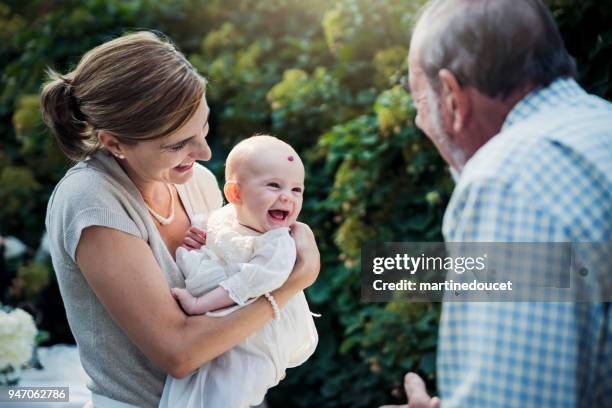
top-left (115, 153), bottom-right (125, 159)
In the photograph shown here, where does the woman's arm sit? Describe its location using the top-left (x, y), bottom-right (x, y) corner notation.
top-left (76, 222), bottom-right (318, 378)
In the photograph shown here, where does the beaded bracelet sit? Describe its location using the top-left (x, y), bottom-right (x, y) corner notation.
top-left (264, 292), bottom-right (280, 321)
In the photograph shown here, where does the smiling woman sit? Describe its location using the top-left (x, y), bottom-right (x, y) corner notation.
top-left (39, 31), bottom-right (320, 408)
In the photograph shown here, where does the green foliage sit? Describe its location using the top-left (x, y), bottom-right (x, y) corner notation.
top-left (0, 166), bottom-right (41, 226)
top-left (374, 46), bottom-right (409, 89)
top-left (547, 0), bottom-right (612, 99)
top-left (1, 0), bottom-right (610, 406)
top-left (13, 261), bottom-right (50, 299)
top-left (267, 67), bottom-right (354, 148)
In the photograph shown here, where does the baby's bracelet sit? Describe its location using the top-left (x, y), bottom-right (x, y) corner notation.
top-left (264, 292), bottom-right (280, 321)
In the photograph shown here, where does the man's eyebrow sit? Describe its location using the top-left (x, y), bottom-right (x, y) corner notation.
top-left (161, 110), bottom-right (210, 148)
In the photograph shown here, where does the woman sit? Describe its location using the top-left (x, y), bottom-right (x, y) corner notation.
top-left (41, 31), bottom-right (319, 408)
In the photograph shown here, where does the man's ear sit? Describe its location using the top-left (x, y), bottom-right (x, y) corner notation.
top-left (98, 130), bottom-right (127, 158)
top-left (224, 182), bottom-right (241, 204)
top-left (438, 69), bottom-right (470, 133)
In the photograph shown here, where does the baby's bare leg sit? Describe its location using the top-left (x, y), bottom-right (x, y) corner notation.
top-left (171, 288), bottom-right (208, 315)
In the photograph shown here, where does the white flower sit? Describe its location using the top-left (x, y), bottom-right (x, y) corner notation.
top-left (0, 308), bottom-right (37, 368)
top-left (2, 236), bottom-right (27, 260)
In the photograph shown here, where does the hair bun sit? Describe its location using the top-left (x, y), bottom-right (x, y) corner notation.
top-left (40, 70), bottom-right (97, 161)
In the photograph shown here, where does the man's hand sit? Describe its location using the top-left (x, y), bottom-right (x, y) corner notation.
top-left (379, 372), bottom-right (441, 408)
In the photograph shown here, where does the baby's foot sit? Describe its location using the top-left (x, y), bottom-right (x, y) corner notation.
top-left (171, 288), bottom-right (207, 315)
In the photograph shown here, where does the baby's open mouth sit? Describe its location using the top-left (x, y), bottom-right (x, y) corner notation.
top-left (268, 210), bottom-right (289, 221)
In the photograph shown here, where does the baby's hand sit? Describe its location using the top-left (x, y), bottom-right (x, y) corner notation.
top-left (182, 226), bottom-right (207, 251)
top-left (171, 288), bottom-right (207, 315)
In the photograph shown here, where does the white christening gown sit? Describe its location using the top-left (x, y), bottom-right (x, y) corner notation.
top-left (159, 204), bottom-right (318, 408)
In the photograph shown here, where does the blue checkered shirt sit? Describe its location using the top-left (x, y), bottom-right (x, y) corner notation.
top-left (438, 78), bottom-right (612, 407)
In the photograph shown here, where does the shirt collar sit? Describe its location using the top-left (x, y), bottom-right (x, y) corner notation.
top-left (502, 77), bottom-right (586, 131)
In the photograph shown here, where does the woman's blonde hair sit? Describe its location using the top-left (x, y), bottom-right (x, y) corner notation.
top-left (40, 31), bottom-right (206, 161)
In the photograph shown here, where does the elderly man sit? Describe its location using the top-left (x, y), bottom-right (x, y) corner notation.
top-left (383, 0), bottom-right (612, 407)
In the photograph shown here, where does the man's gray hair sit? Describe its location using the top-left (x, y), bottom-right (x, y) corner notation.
top-left (415, 0), bottom-right (576, 100)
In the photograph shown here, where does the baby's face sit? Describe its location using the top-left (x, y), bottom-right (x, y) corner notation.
top-left (235, 152), bottom-right (304, 233)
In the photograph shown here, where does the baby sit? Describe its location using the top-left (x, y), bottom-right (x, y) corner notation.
top-left (159, 135), bottom-right (318, 408)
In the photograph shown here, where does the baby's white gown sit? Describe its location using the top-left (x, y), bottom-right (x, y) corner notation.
top-left (159, 204), bottom-right (318, 408)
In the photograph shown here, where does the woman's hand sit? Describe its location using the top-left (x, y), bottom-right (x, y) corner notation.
top-left (274, 222), bottom-right (320, 304)
top-left (181, 226), bottom-right (207, 250)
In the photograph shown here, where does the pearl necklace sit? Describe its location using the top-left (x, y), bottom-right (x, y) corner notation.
top-left (145, 183), bottom-right (175, 226)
